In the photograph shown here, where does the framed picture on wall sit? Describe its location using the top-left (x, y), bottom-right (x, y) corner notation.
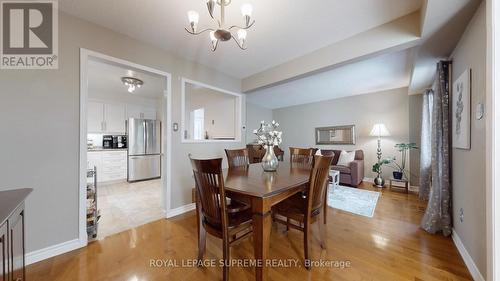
top-left (452, 68), bottom-right (471, 150)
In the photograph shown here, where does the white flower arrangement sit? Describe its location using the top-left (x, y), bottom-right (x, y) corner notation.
top-left (253, 120), bottom-right (283, 147)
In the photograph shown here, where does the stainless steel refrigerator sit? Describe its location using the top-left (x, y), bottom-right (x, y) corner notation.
top-left (127, 118), bottom-right (161, 182)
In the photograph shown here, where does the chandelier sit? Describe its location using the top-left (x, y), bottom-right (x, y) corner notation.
top-left (121, 77), bottom-right (144, 93)
top-left (185, 0), bottom-right (255, 51)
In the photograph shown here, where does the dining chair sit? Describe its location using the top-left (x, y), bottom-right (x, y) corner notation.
top-left (190, 157), bottom-right (253, 281)
top-left (272, 154), bottom-right (334, 269)
top-left (289, 147), bottom-right (315, 167)
top-left (246, 144), bottom-right (285, 163)
top-left (225, 148), bottom-right (250, 168)
top-left (319, 149), bottom-right (335, 225)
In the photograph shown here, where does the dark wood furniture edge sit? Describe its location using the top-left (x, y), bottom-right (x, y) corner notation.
top-left (0, 188), bottom-right (33, 226)
top-left (224, 179), bottom-right (309, 198)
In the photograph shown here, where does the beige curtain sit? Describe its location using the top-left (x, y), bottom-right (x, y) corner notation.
top-left (420, 61), bottom-right (452, 236)
top-left (419, 89), bottom-right (433, 200)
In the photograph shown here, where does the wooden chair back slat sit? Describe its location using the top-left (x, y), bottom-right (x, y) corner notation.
top-left (289, 147), bottom-right (315, 168)
top-left (308, 155), bottom-right (334, 213)
top-left (225, 148), bottom-right (249, 168)
top-left (190, 158), bottom-right (228, 229)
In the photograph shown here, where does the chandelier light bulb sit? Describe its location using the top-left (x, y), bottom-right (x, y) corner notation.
top-left (209, 31), bottom-right (217, 42)
top-left (209, 31), bottom-right (218, 50)
top-left (237, 29), bottom-right (247, 48)
top-left (241, 3), bottom-right (253, 17)
top-left (238, 29), bottom-right (247, 41)
top-left (187, 10), bottom-right (199, 24)
top-left (184, 0), bottom-right (254, 51)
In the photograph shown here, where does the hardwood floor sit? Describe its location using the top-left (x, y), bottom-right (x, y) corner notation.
top-left (27, 182), bottom-right (472, 281)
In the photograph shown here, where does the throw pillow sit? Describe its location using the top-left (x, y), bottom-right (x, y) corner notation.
top-left (337, 150), bottom-right (355, 166)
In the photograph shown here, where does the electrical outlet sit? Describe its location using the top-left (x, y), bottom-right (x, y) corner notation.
top-left (459, 208), bottom-right (464, 223)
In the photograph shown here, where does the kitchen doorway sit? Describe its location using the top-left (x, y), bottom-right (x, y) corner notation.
top-left (79, 49), bottom-right (172, 243)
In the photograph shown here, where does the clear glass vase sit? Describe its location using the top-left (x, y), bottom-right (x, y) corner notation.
top-left (261, 145), bottom-right (279, 172)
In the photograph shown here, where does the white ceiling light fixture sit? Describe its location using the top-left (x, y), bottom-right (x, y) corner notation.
top-left (185, 0), bottom-right (255, 51)
top-left (121, 77), bottom-right (144, 93)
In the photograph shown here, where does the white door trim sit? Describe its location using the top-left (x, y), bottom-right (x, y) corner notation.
top-left (79, 48), bottom-right (173, 247)
top-left (180, 77), bottom-right (243, 144)
top-left (486, 0), bottom-right (499, 280)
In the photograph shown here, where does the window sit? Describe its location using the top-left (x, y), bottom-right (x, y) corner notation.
top-left (181, 78), bottom-right (242, 143)
top-left (192, 108), bottom-right (205, 140)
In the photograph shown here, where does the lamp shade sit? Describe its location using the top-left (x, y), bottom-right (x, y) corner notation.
top-left (370, 123), bottom-right (390, 137)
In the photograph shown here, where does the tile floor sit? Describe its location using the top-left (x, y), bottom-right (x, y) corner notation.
top-left (97, 179), bottom-right (164, 239)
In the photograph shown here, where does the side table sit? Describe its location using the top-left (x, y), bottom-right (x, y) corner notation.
top-left (329, 169), bottom-right (340, 188)
top-left (389, 178), bottom-right (409, 193)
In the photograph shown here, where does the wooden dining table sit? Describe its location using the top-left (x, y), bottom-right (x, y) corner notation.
top-left (222, 162), bottom-right (311, 281)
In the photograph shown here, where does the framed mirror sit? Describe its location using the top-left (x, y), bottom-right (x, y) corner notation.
top-left (315, 125), bottom-right (356, 145)
top-left (181, 78), bottom-right (243, 143)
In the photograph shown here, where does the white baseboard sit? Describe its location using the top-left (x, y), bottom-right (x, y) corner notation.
top-left (363, 177), bottom-right (388, 187)
top-left (25, 204), bottom-right (195, 265)
top-left (26, 238), bottom-right (83, 265)
top-left (166, 203), bottom-right (195, 218)
top-left (409, 185), bottom-right (420, 193)
top-left (451, 229), bottom-right (485, 281)
top-left (363, 177), bottom-right (374, 183)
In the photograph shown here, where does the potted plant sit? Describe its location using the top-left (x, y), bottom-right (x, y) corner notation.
top-left (371, 157), bottom-right (393, 187)
top-left (372, 157), bottom-right (393, 175)
top-left (392, 143), bottom-right (418, 180)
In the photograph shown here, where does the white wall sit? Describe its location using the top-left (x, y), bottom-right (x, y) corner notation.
top-left (0, 12), bottom-right (244, 255)
top-left (184, 86), bottom-right (237, 140)
top-left (450, 2), bottom-right (487, 277)
top-left (272, 88), bottom-right (410, 179)
top-left (246, 103), bottom-right (273, 144)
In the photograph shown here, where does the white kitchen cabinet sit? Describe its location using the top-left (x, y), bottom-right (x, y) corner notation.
top-left (87, 150), bottom-right (127, 183)
top-left (87, 101), bottom-right (126, 134)
top-left (143, 107), bottom-right (157, 119)
top-left (127, 105), bottom-right (157, 120)
top-left (101, 151), bottom-right (127, 182)
top-left (104, 103), bottom-right (126, 133)
top-left (87, 151), bottom-right (103, 179)
top-left (126, 105), bottom-right (142, 119)
top-left (88, 102), bottom-right (105, 133)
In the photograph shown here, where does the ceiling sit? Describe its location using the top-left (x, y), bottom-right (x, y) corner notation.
top-left (408, 0), bottom-right (482, 94)
top-left (64, 0), bottom-right (481, 108)
top-left (247, 49), bottom-right (413, 109)
top-left (60, 0), bottom-right (422, 79)
top-left (245, 0), bottom-right (481, 108)
top-left (88, 58), bottom-right (166, 99)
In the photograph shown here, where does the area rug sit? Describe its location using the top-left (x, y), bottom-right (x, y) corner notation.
top-left (327, 185), bottom-right (380, 218)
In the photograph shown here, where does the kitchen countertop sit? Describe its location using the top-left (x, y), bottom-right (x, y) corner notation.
top-left (88, 148), bottom-right (128, 152)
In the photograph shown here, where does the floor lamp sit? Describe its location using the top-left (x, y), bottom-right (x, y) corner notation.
top-left (370, 123), bottom-right (390, 187)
